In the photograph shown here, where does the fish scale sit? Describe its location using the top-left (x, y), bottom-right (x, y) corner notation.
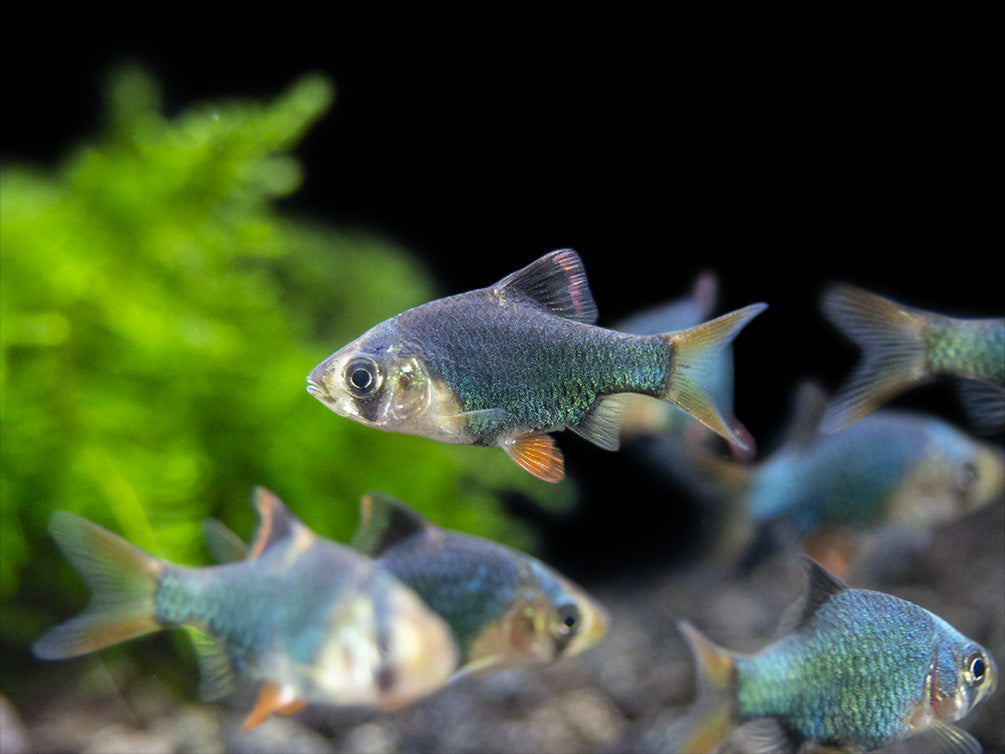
top-left (928, 318), bottom-right (1005, 384)
top-left (412, 296), bottom-right (669, 429)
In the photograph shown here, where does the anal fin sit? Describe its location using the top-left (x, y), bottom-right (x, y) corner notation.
top-left (501, 432), bottom-right (565, 482)
top-left (569, 394), bottom-right (625, 451)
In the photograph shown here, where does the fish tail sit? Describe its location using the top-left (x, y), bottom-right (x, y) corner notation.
top-left (821, 284), bottom-right (931, 432)
top-left (664, 303), bottom-right (767, 451)
top-left (32, 512), bottom-right (164, 660)
top-left (670, 620), bottom-right (739, 754)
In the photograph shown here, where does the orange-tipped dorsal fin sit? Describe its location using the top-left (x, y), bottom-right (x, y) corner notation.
top-left (502, 432), bottom-right (565, 482)
top-left (248, 487), bottom-right (311, 559)
top-left (242, 681), bottom-right (304, 730)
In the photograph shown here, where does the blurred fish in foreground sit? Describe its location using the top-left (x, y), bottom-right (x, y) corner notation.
top-left (672, 557), bottom-right (998, 753)
top-left (351, 491), bottom-right (608, 676)
top-left (307, 250), bottom-right (767, 482)
top-left (33, 488), bottom-right (458, 729)
top-left (821, 283), bottom-right (1005, 434)
top-left (741, 383), bottom-right (1005, 576)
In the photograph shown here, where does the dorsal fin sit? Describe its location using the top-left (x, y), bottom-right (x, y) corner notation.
top-left (201, 518), bottom-right (249, 563)
top-left (491, 249), bottom-right (598, 323)
top-left (790, 555), bottom-right (849, 631)
top-left (350, 491), bottom-right (432, 557)
top-left (248, 486), bottom-right (308, 559)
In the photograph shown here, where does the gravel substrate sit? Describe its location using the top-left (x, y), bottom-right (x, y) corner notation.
top-left (5, 497), bottom-right (1002, 754)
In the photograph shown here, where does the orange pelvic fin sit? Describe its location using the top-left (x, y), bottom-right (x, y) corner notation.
top-left (242, 681), bottom-right (303, 730)
top-left (502, 432), bottom-right (565, 482)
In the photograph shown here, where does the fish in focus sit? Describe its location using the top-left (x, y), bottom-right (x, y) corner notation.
top-left (32, 487), bottom-right (458, 729)
top-left (307, 249), bottom-right (767, 482)
top-left (672, 557), bottom-right (998, 753)
top-left (821, 283), bottom-right (1005, 433)
top-left (350, 491), bottom-right (608, 676)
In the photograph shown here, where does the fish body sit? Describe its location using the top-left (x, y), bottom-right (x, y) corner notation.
top-left (33, 488), bottom-right (458, 728)
top-left (822, 283), bottom-right (1005, 433)
top-left (350, 491), bottom-right (607, 675)
top-left (308, 249), bottom-right (767, 481)
top-left (675, 558), bottom-right (997, 753)
top-left (748, 385), bottom-right (1005, 537)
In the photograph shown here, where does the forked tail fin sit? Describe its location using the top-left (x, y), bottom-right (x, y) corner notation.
top-left (664, 303), bottom-right (767, 451)
top-left (668, 620), bottom-right (739, 754)
top-left (32, 512), bottom-right (163, 660)
top-left (820, 283), bottom-right (931, 433)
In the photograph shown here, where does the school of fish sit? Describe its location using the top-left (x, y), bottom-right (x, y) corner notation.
top-left (34, 249), bottom-right (1003, 752)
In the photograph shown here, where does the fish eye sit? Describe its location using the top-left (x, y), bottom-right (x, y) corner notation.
top-left (554, 603), bottom-right (581, 639)
top-left (968, 652), bottom-right (987, 684)
top-left (954, 462), bottom-right (978, 493)
top-left (345, 357), bottom-right (380, 397)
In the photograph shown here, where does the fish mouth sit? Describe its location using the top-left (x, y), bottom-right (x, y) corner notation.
top-left (307, 358), bottom-right (337, 404)
top-left (306, 375), bottom-right (329, 402)
top-left (306, 376), bottom-right (327, 401)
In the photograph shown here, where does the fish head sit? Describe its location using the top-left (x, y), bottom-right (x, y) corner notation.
top-left (307, 330), bottom-right (464, 442)
top-left (914, 637), bottom-right (998, 731)
top-left (466, 561), bottom-right (608, 672)
top-left (888, 420), bottom-right (1005, 530)
top-left (957, 643), bottom-right (998, 714)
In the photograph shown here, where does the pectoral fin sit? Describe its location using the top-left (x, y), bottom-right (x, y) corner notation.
top-left (925, 719), bottom-right (981, 754)
top-left (501, 432), bottom-right (565, 482)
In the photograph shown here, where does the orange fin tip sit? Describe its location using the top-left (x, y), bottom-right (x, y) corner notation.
top-left (502, 433), bottom-right (565, 482)
top-left (242, 681), bottom-right (301, 730)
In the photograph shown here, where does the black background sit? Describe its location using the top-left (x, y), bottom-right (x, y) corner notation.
top-left (7, 22), bottom-right (1000, 575)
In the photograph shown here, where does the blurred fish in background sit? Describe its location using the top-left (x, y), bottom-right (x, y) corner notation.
top-left (738, 383), bottom-right (1005, 578)
top-left (821, 283), bottom-right (1005, 434)
top-left (307, 250), bottom-right (767, 482)
top-left (671, 557), bottom-right (998, 754)
top-left (33, 488), bottom-right (459, 730)
top-left (617, 329), bottom-right (1003, 578)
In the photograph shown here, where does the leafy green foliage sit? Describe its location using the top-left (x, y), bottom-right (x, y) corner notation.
top-left (0, 67), bottom-right (575, 646)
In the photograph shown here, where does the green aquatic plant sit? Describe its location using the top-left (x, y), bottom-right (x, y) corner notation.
top-left (0, 66), bottom-right (575, 648)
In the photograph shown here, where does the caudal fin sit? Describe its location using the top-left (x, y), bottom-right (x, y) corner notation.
top-left (820, 284), bottom-right (931, 433)
top-left (665, 303), bottom-right (767, 451)
top-left (32, 512), bottom-right (163, 660)
top-left (668, 620), bottom-right (739, 754)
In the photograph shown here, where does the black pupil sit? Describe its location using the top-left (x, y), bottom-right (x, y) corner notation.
top-left (351, 367), bottom-right (372, 390)
top-left (557, 604), bottom-right (580, 635)
top-left (971, 657), bottom-right (986, 681)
